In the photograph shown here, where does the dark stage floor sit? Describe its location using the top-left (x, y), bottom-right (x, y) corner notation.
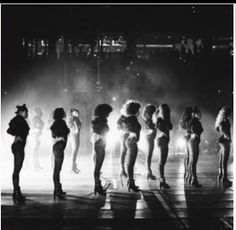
top-left (1, 150), bottom-right (233, 230)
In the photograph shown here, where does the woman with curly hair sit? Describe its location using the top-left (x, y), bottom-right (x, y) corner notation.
top-left (67, 108), bottom-right (82, 174)
top-left (142, 104), bottom-right (157, 180)
top-left (7, 104), bottom-right (30, 203)
top-left (215, 106), bottom-right (232, 187)
top-left (121, 100), bottom-right (142, 192)
top-left (30, 107), bottom-right (44, 171)
top-left (91, 104), bottom-right (113, 195)
top-left (187, 106), bottom-right (204, 187)
top-left (50, 108), bottom-right (70, 200)
top-left (117, 104), bottom-right (130, 179)
top-left (179, 107), bottom-right (192, 183)
top-left (156, 104), bottom-right (173, 189)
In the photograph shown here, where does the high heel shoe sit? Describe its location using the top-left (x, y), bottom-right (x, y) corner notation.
top-left (53, 184), bottom-right (66, 200)
top-left (146, 171), bottom-right (156, 181)
top-left (191, 180), bottom-right (202, 188)
top-left (53, 191), bottom-right (66, 200)
top-left (159, 181), bottom-right (170, 189)
top-left (12, 187), bottom-right (25, 204)
top-left (127, 179), bottom-right (140, 192)
top-left (94, 184), bottom-right (107, 196)
top-left (223, 178), bottom-right (232, 187)
top-left (71, 163), bottom-right (80, 174)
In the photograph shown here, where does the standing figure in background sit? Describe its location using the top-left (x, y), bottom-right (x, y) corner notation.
top-left (48, 111), bottom-right (55, 170)
top-left (122, 100), bottom-right (142, 192)
top-left (67, 108), bottom-right (82, 174)
top-left (7, 104), bottom-right (30, 203)
top-left (30, 107), bottom-right (44, 171)
top-left (91, 104), bottom-right (113, 196)
top-left (179, 107), bottom-right (192, 183)
top-left (187, 106), bottom-right (204, 187)
top-left (142, 104), bottom-right (157, 180)
top-left (117, 105), bottom-right (129, 179)
top-left (215, 106), bottom-right (232, 187)
top-left (156, 104), bottom-right (173, 189)
top-left (50, 108), bottom-right (70, 200)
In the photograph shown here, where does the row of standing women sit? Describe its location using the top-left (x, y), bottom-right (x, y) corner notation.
top-left (7, 102), bottom-right (232, 203)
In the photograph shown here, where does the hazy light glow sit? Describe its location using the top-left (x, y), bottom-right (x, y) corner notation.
top-left (175, 136), bottom-right (186, 155)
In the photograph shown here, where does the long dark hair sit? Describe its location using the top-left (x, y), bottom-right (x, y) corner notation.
top-left (15, 104), bottom-right (28, 114)
top-left (53, 108), bottom-right (66, 120)
top-left (123, 99), bottom-right (141, 116)
top-left (93, 104), bottom-right (113, 118)
top-left (179, 107), bottom-right (192, 130)
top-left (156, 103), bottom-right (171, 120)
top-left (142, 104), bottom-right (156, 120)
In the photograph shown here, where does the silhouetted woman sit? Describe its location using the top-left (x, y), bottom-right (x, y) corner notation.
top-left (7, 104), bottom-right (30, 203)
top-left (215, 106), bottom-right (232, 187)
top-left (156, 104), bottom-right (173, 189)
top-left (91, 104), bottom-right (113, 195)
top-left (179, 107), bottom-right (192, 183)
top-left (30, 107), bottom-right (44, 171)
top-left (67, 108), bottom-right (82, 174)
top-left (117, 105), bottom-right (129, 179)
top-left (122, 100), bottom-right (141, 192)
top-left (187, 106), bottom-right (203, 187)
top-left (142, 104), bottom-right (157, 180)
top-left (50, 108), bottom-right (70, 200)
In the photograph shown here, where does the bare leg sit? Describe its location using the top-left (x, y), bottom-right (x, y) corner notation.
top-left (33, 138), bottom-right (42, 170)
top-left (158, 145), bottom-right (168, 184)
top-left (218, 145), bottom-right (223, 182)
top-left (184, 138), bottom-right (190, 182)
top-left (12, 143), bottom-right (25, 190)
top-left (126, 139), bottom-right (139, 192)
top-left (71, 135), bottom-right (80, 173)
top-left (188, 137), bottom-right (201, 187)
top-left (146, 136), bottom-right (156, 180)
top-left (93, 139), bottom-right (106, 195)
top-left (119, 133), bottom-right (128, 177)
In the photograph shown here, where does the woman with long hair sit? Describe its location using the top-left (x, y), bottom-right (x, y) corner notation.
top-left (7, 104), bottom-right (30, 203)
top-left (187, 106), bottom-right (203, 187)
top-left (30, 107), bottom-right (44, 171)
top-left (121, 100), bottom-right (142, 192)
top-left (179, 107), bottom-right (192, 183)
top-left (67, 108), bottom-right (82, 174)
top-left (156, 104), bottom-right (173, 189)
top-left (142, 104), bottom-right (157, 180)
top-left (50, 108), bottom-right (70, 200)
top-left (117, 104), bottom-right (129, 179)
top-left (91, 104), bottom-right (113, 195)
top-left (215, 106), bottom-right (232, 187)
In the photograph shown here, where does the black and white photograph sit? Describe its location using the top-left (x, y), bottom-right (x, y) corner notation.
top-left (1, 3), bottom-right (234, 230)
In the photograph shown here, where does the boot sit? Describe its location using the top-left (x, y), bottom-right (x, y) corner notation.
top-left (54, 184), bottom-right (66, 200)
top-left (191, 178), bottom-right (202, 188)
top-left (159, 178), bottom-right (170, 189)
top-left (94, 179), bottom-right (106, 196)
top-left (146, 169), bottom-right (156, 180)
top-left (223, 178), bottom-right (232, 187)
top-left (127, 179), bottom-right (140, 192)
top-left (12, 186), bottom-right (25, 204)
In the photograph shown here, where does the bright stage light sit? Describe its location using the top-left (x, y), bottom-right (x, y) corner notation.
top-left (105, 113), bottom-right (120, 150)
top-left (175, 136), bottom-right (186, 151)
top-left (105, 129), bottom-right (120, 150)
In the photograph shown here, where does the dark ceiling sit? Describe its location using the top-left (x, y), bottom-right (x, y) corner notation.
top-left (2, 4), bottom-right (233, 39)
